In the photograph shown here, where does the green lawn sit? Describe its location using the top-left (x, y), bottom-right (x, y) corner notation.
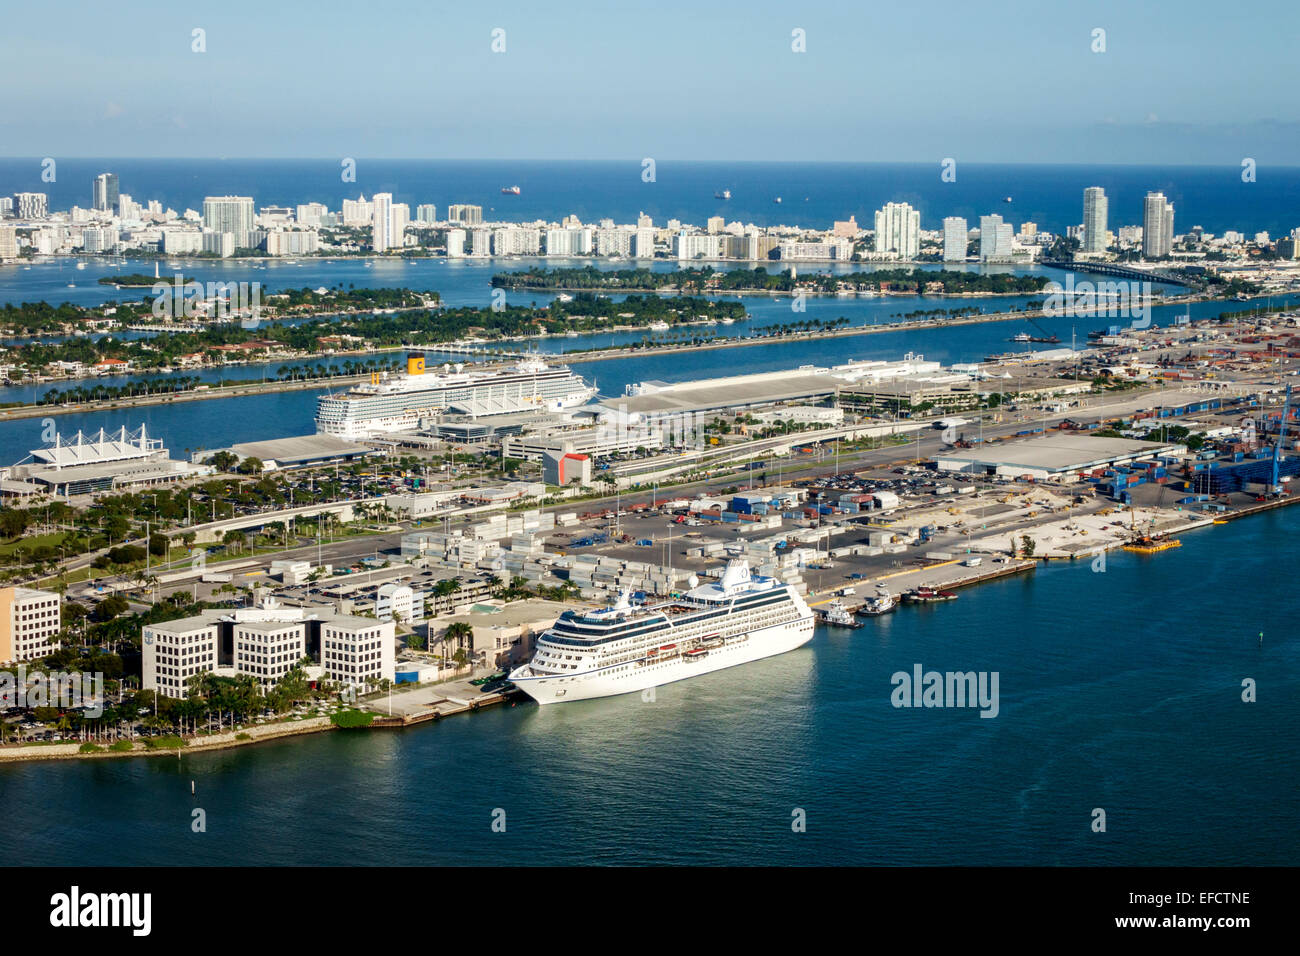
top-left (0, 531), bottom-right (74, 558)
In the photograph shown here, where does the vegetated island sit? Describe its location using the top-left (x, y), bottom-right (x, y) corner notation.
top-left (489, 265), bottom-right (1051, 296)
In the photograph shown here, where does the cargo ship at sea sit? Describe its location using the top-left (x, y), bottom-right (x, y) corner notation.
top-left (509, 560), bottom-right (815, 704)
top-left (315, 354), bottom-right (596, 439)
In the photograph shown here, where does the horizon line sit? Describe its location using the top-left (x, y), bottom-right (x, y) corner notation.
top-left (2, 156), bottom-right (1299, 171)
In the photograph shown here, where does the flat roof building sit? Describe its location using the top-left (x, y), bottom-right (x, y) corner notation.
top-left (0, 587), bottom-right (61, 664)
top-left (934, 434), bottom-right (1182, 480)
top-left (142, 599), bottom-right (394, 698)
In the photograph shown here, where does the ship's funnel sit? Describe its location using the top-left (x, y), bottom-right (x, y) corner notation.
top-left (407, 354), bottom-right (425, 376)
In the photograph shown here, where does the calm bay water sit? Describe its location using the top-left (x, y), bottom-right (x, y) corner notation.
top-left (0, 281), bottom-right (1289, 464)
top-left (1, 515), bottom-right (1294, 866)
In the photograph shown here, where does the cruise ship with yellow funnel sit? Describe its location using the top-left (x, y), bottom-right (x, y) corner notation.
top-left (315, 353), bottom-right (596, 439)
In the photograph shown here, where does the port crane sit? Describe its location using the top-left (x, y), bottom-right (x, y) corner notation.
top-left (1270, 383), bottom-right (1292, 496)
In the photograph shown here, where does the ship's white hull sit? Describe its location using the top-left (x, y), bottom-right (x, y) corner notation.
top-left (316, 388), bottom-right (596, 439)
top-left (510, 617), bottom-right (814, 705)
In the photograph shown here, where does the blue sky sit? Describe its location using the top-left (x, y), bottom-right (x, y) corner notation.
top-left (2, 0), bottom-right (1297, 163)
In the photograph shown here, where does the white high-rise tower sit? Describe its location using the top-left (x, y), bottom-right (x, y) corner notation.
top-left (1082, 187), bottom-right (1108, 253)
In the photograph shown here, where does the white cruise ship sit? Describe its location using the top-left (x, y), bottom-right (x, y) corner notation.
top-left (315, 355), bottom-right (596, 439)
top-left (509, 560), bottom-right (814, 704)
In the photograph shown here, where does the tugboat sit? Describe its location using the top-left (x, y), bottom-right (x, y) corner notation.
top-left (903, 586), bottom-right (958, 604)
top-left (860, 587), bottom-right (898, 616)
top-left (820, 601), bottom-right (859, 628)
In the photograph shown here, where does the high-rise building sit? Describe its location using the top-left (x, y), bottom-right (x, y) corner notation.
top-left (447, 204), bottom-right (483, 225)
top-left (0, 197), bottom-right (13, 217)
top-left (295, 202), bottom-right (328, 228)
top-left (873, 202), bottom-right (921, 259)
top-left (491, 227), bottom-right (541, 256)
top-left (14, 192), bottom-right (48, 219)
top-left (942, 217), bottom-right (968, 262)
top-left (416, 204), bottom-right (437, 224)
top-left (202, 196), bottom-right (254, 245)
top-left (1083, 187), bottom-right (1108, 253)
top-left (832, 216), bottom-right (859, 238)
top-left (595, 228), bottom-right (633, 257)
top-left (1143, 192), bottom-right (1175, 258)
top-left (265, 229), bottom-right (320, 256)
top-left (0, 586), bottom-right (61, 663)
top-left (979, 214), bottom-right (1014, 261)
top-left (392, 203), bottom-right (409, 243)
top-left (445, 228), bottom-right (466, 258)
top-left (0, 225), bottom-right (18, 260)
top-left (202, 231), bottom-right (236, 258)
top-left (546, 227), bottom-right (594, 256)
top-left (81, 225), bottom-right (118, 253)
top-left (371, 193), bottom-right (393, 252)
top-left (342, 195), bottom-right (372, 227)
top-left (672, 232), bottom-right (721, 259)
top-left (706, 216), bottom-right (725, 234)
top-left (92, 173), bottom-right (120, 213)
top-left (632, 227), bottom-right (655, 259)
top-left (470, 228), bottom-right (492, 256)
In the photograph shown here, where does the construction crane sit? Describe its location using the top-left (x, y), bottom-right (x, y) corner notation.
top-left (1271, 383), bottom-right (1291, 496)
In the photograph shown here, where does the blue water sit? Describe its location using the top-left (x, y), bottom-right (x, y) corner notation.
top-left (2, 281), bottom-right (1289, 464)
top-left (2, 159), bottom-right (1297, 236)
top-left (1, 514), bottom-right (1294, 866)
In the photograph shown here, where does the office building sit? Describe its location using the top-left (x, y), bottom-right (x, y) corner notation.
top-left (942, 216), bottom-right (968, 261)
top-left (0, 587), bottom-right (61, 664)
top-left (1143, 192), bottom-right (1175, 258)
top-left (1083, 186), bottom-right (1108, 253)
top-left (873, 202), bottom-right (921, 259)
top-left (142, 600), bottom-right (394, 699)
top-left (92, 173), bottom-right (119, 213)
